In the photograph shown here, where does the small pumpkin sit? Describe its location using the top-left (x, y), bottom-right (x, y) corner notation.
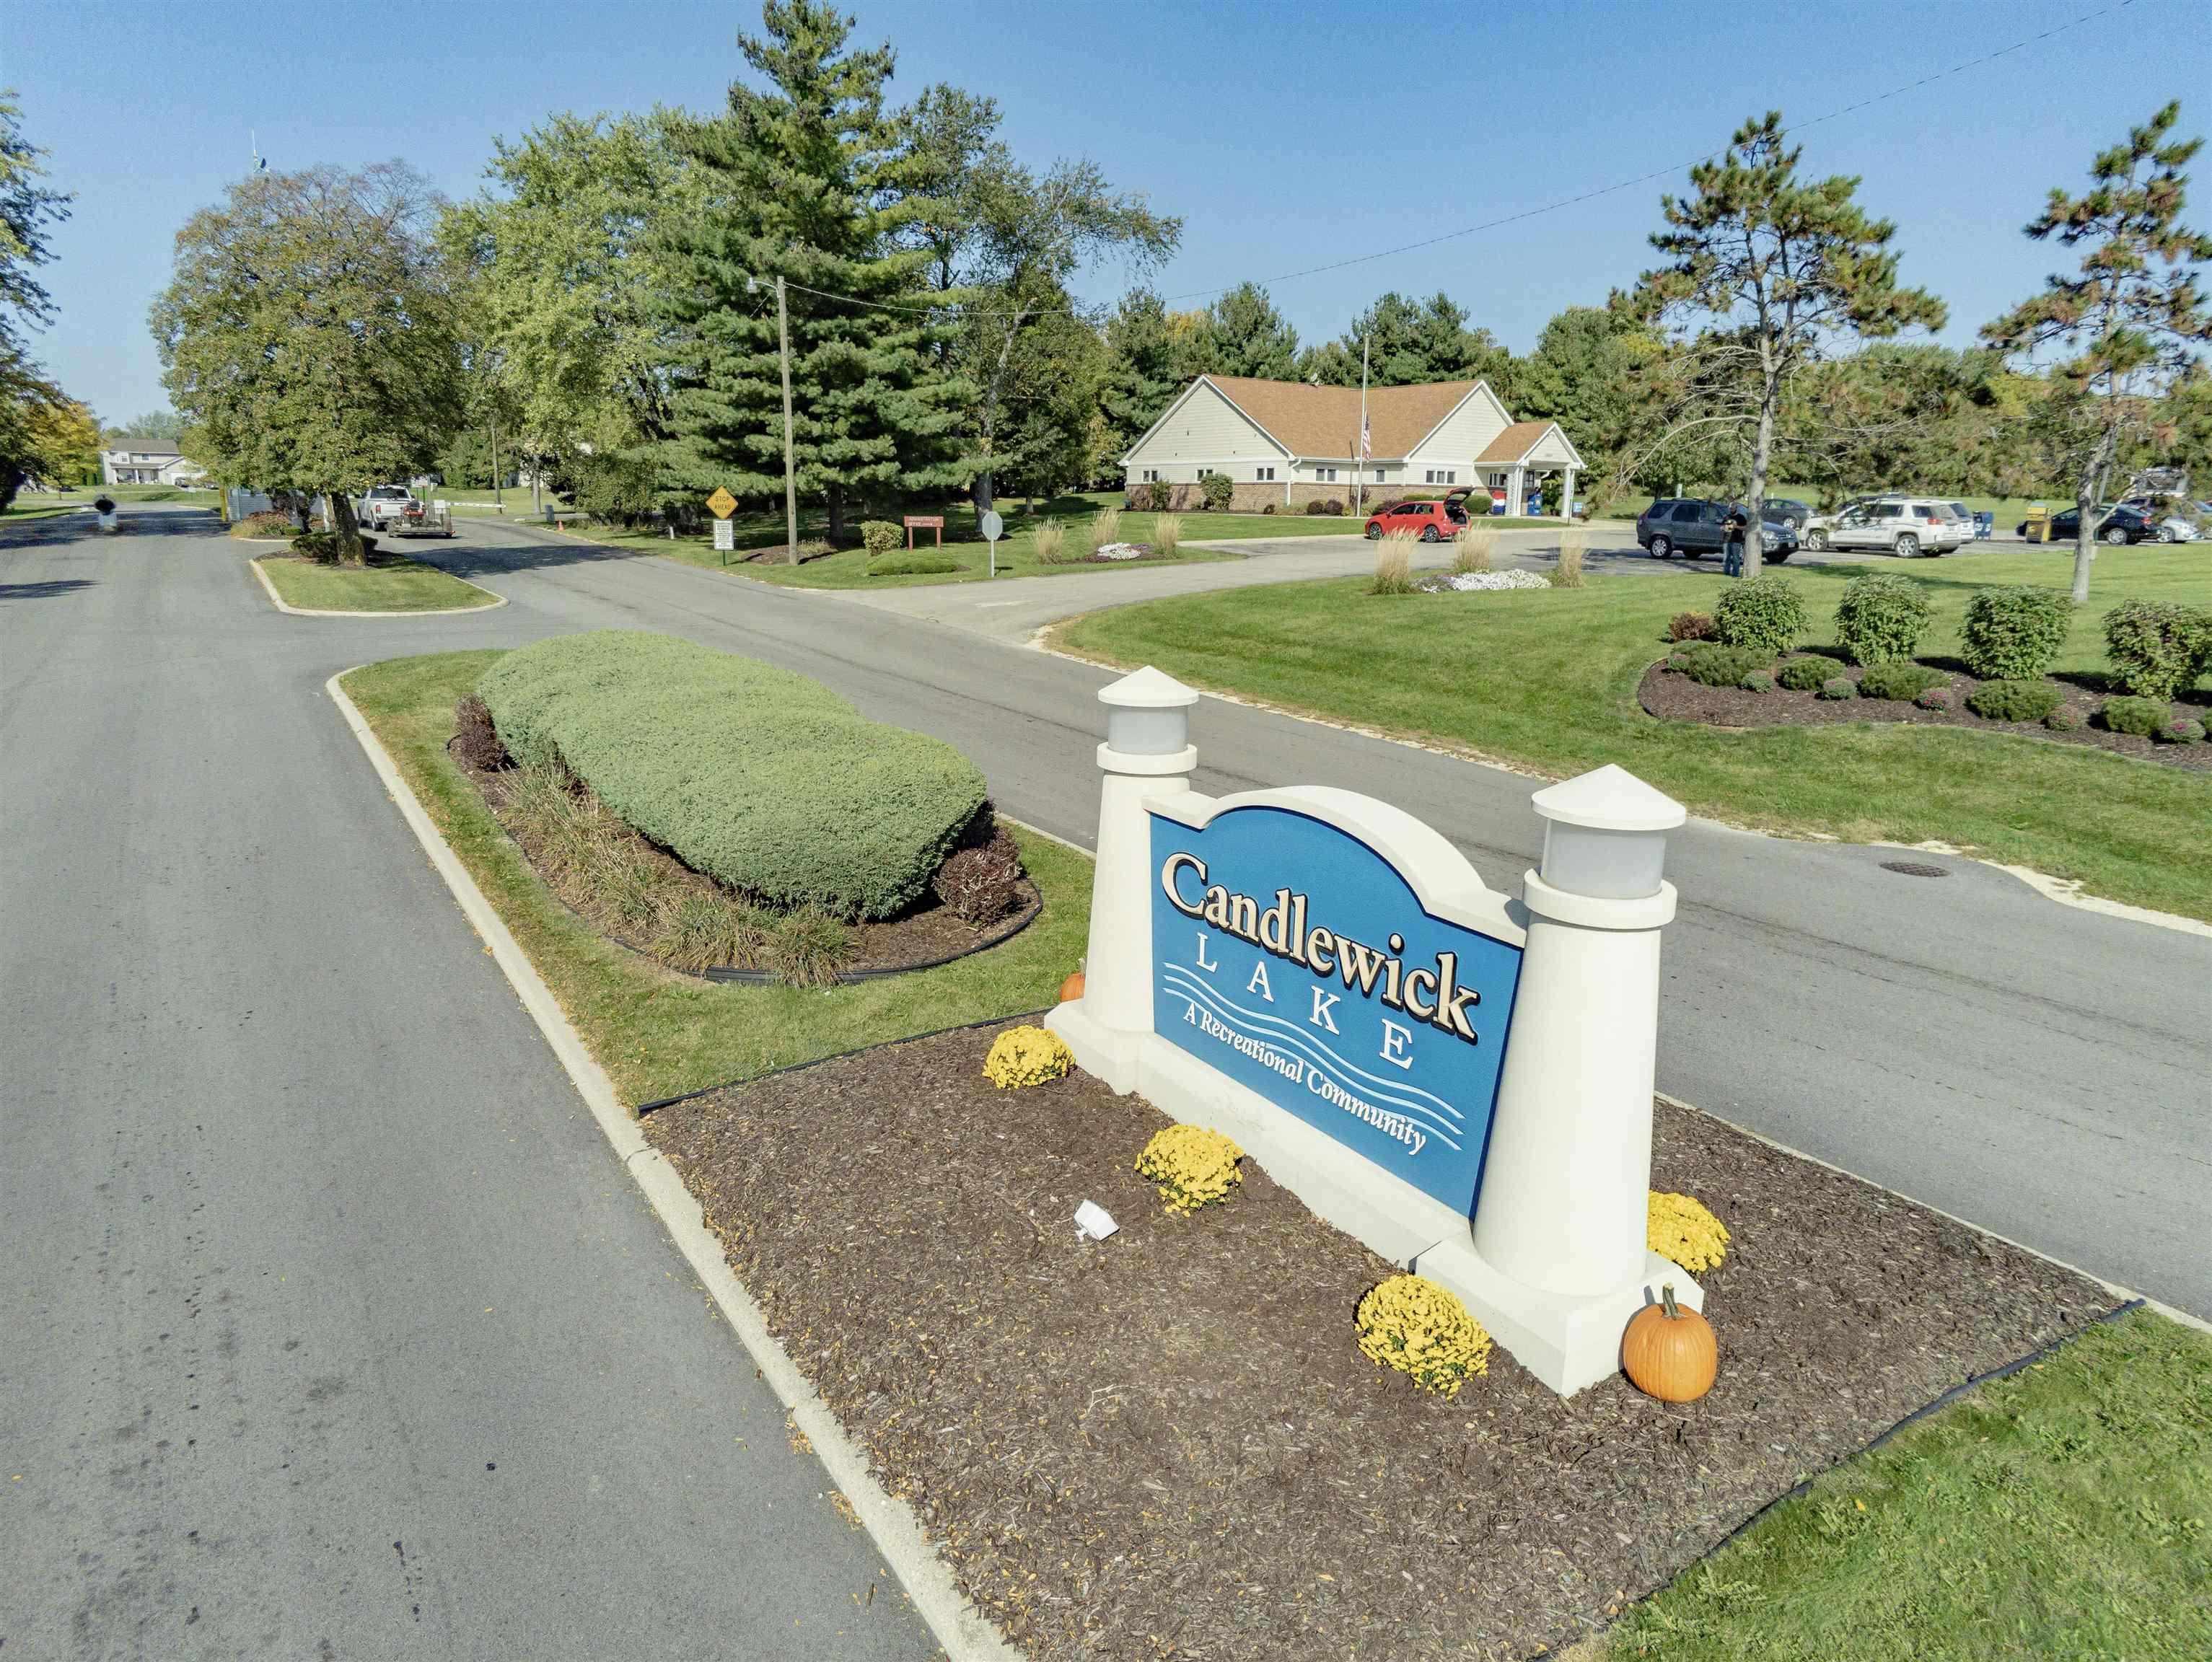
top-left (1058, 968), bottom-right (1086, 1003)
top-left (1622, 1284), bottom-right (1716, 1403)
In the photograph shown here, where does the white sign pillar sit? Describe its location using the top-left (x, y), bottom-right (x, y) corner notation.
top-left (1047, 667), bottom-right (1197, 1092)
top-left (1418, 764), bottom-right (1698, 1394)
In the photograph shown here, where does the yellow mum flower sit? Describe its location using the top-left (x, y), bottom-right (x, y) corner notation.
top-left (982, 1024), bottom-right (1074, 1090)
top-left (1355, 1275), bottom-right (1491, 1397)
top-left (1648, 1190), bottom-right (1730, 1272)
top-left (1134, 1124), bottom-right (1243, 1213)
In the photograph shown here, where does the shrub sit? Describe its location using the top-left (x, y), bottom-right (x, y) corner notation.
top-left (2101, 600), bottom-right (2212, 699)
top-left (1915, 687), bottom-right (1951, 711)
top-left (1029, 519), bottom-right (1068, 565)
top-left (1959, 585), bottom-right (2071, 681)
top-left (1452, 522), bottom-right (1496, 573)
top-left (1144, 480), bottom-right (1171, 511)
top-left (1817, 676), bottom-right (1857, 700)
top-left (1664, 650), bottom-right (1696, 674)
top-left (1261, 501), bottom-right (1276, 514)
top-left (1856, 660), bottom-right (1944, 702)
top-left (1354, 1275), bottom-right (1491, 1397)
top-left (1713, 573), bottom-right (1806, 656)
top-left (1833, 571), bottom-right (1934, 666)
top-left (2157, 716), bottom-right (2207, 744)
top-left (1967, 678), bottom-right (2063, 723)
top-left (1135, 1125), bottom-right (1244, 1213)
top-left (859, 519), bottom-right (903, 557)
top-left (765, 907), bottom-right (851, 986)
top-left (1668, 610), bottom-right (1717, 643)
top-left (1322, 498), bottom-right (1343, 515)
top-left (237, 509), bottom-right (294, 537)
top-left (1369, 530), bottom-right (1416, 595)
top-left (453, 693), bottom-right (509, 770)
top-left (2043, 704), bottom-right (2084, 731)
top-left (1648, 1191), bottom-right (1730, 1272)
top-left (1739, 669), bottom-right (1774, 692)
top-left (1199, 471), bottom-right (1234, 511)
top-left (868, 554), bottom-right (962, 576)
top-left (982, 1024), bottom-right (1072, 1089)
top-left (1086, 506), bottom-right (1121, 556)
top-left (477, 631), bottom-right (987, 920)
top-left (1777, 656), bottom-right (1832, 692)
top-left (1304, 498), bottom-right (1333, 516)
top-left (1547, 529), bottom-right (1586, 589)
top-left (2099, 695), bottom-right (2170, 737)
top-left (649, 889), bottom-right (771, 976)
top-left (1152, 512), bottom-right (1182, 559)
top-left (1682, 644), bottom-right (1766, 687)
top-left (932, 822), bottom-right (1024, 928)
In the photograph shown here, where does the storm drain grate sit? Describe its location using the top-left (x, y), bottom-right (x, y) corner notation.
top-left (1879, 860), bottom-right (1952, 878)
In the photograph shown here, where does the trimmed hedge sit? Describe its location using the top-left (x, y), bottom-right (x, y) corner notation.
top-left (1967, 678), bottom-right (2063, 724)
top-left (859, 519), bottom-right (903, 556)
top-left (869, 553), bottom-right (962, 576)
top-left (1712, 575), bottom-right (1805, 656)
top-left (1959, 586), bottom-right (2071, 681)
top-left (1833, 571), bottom-right (1933, 666)
top-left (2100, 601), bottom-right (2212, 699)
top-left (477, 632), bottom-right (987, 920)
top-left (1856, 660), bottom-right (1944, 702)
top-left (1777, 656), bottom-right (1833, 692)
top-left (1817, 676), bottom-right (1857, 700)
top-left (2099, 695), bottom-right (2171, 738)
top-left (1682, 643), bottom-right (1767, 687)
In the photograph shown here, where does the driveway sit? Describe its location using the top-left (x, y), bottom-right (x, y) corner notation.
top-left (0, 506), bottom-right (936, 1659)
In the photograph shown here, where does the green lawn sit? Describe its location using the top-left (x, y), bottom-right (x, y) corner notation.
top-left (338, 650), bottom-right (1091, 1105)
top-left (255, 554), bottom-right (500, 613)
top-left (17, 482), bottom-right (208, 506)
top-left (1602, 1307), bottom-right (2211, 1661)
top-left (1055, 545), bottom-right (2212, 920)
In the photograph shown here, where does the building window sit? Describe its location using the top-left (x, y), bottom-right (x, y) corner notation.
top-left (1315, 465), bottom-right (1337, 483)
top-left (1423, 469), bottom-right (1459, 485)
top-left (1256, 466), bottom-right (1275, 482)
top-left (1372, 468), bottom-right (1386, 483)
top-left (1141, 468), bottom-right (1159, 483)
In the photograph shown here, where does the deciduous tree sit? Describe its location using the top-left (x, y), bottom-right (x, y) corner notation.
top-left (152, 162), bottom-right (462, 560)
top-left (1982, 101), bottom-right (2212, 600)
top-left (1633, 112), bottom-right (1944, 569)
top-left (0, 92), bottom-right (73, 511)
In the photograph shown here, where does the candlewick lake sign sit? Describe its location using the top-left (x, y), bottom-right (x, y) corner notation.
top-left (1149, 802), bottom-right (1522, 1215)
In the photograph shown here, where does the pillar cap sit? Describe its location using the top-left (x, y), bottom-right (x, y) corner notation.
top-left (1529, 765), bottom-right (1685, 832)
top-left (1098, 665), bottom-right (1198, 710)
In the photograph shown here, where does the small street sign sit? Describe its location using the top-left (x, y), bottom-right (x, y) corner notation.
top-left (980, 509), bottom-right (1005, 576)
top-left (706, 486), bottom-right (737, 519)
top-left (712, 517), bottom-right (735, 556)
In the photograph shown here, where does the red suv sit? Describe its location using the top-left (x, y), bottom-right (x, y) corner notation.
top-left (1363, 498), bottom-right (1465, 541)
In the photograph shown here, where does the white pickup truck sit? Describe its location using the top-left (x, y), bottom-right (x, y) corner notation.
top-left (356, 484), bottom-right (416, 530)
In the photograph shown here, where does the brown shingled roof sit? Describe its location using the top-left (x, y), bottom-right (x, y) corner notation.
top-left (1475, 421), bottom-right (1558, 465)
top-left (1202, 376), bottom-right (1484, 460)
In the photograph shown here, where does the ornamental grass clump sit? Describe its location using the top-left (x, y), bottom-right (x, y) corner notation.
top-left (1547, 529), bottom-right (1587, 589)
top-left (982, 1024), bottom-right (1073, 1090)
top-left (1369, 529), bottom-right (1417, 594)
top-left (1452, 522), bottom-right (1495, 573)
top-left (1959, 585), bottom-right (2071, 681)
top-left (1134, 1124), bottom-right (1244, 1213)
top-left (1030, 519), bottom-right (1068, 565)
top-left (1086, 505), bottom-right (1121, 556)
top-left (1648, 1190), bottom-right (1730, 1272)
top-left (1832, 571), bottom-right (1934, 666)
top-left (477, 632), bottom-right (986, 920)
top-left (1151, 512), bottom-right (1182, 560)
top-left (1355, 1275), bottom-right (1492, 1397)
top-left (1713, 573), bottom-right (1806, 656)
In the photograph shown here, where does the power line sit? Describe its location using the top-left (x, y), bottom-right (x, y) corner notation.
top-left (768, 0), bottom-right (2136, 325)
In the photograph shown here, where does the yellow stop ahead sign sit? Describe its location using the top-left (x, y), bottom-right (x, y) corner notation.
top-left (706, 487), bottom-right (737, 519)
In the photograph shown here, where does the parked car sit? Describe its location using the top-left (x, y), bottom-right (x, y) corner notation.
top-left (1816, 498), bottom-right (1969, 557)
top-left (1633, 498), bottom-right (1797, 562)
top-left (2037, 503), bottom-right (2161, 545)
top-left (1364, 498), bottom-right (1466, 541)
top-left (1761, 497), bottom-right (1812, 529)
top-left (356, 483), bottom-right (416, 529)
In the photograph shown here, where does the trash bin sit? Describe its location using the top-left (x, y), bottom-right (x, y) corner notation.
top-left (1974, 511), bottom-right (1994, 540)
top-left (2022, 505), bottom-right (2048, 544)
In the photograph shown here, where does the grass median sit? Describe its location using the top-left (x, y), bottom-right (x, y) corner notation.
top-left (338, 649), bottom-right (1090, 1104)
top-left (1055, 545), bottom-right (2212, 920)
top-left (255, 553), bottom-right (500, 613)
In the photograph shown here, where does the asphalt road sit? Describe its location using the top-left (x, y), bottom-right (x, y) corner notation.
top-left (0, 507), bottom-right (936, 1659)
top-left (4, 505), bottom-right (2206, 1657)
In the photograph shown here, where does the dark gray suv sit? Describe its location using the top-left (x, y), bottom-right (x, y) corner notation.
top-left (1635, 498), bottom-right (1796, 562)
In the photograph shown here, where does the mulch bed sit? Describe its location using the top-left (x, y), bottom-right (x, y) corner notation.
top-left (456, 749), bottom-right (1040, 977)
top-left (1640, 655), bottom-right (2212, 770)
top-left (644, 1025), bottom-right (2115, 1661)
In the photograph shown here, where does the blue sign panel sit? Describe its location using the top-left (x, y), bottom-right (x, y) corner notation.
top-left (1149, 804), bottom-right (1522, 1218)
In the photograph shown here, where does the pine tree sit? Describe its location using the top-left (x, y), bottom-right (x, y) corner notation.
top-left (659, 0), bottom-right (968, 548)
top-left (1200, 282), bottom-right (1297, 379)
top-left (1982, 102), bottom-right (2212, 602)
top-left (1100, 289), bottom-right (1184, 457)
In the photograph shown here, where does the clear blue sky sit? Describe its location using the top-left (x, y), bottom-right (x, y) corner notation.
top-left (7, 0), bottom-right (2208, 425)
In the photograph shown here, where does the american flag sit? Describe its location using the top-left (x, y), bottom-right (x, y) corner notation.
top-left (1359, 413), bottom-right (1370, 460)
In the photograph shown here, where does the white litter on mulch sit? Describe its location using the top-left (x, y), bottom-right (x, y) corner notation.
top-left (1092, 541), bottom-right (1149, 560)
top-left (1419, 568), bottom-right (1550, 592)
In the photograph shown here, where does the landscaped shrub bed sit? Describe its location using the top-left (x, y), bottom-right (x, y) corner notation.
top-left (1643, 655), bottom-right (2210, 769)
top-left (478, 630), bottom-right (989, 920)
top-left (642, 1024), bottom-right (2112, 1662)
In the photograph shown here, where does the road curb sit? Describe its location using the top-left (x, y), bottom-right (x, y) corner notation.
top-left (252, 555), bottom-right (507, 618)
top-left (325, 669), bottom-right (1026, 1662)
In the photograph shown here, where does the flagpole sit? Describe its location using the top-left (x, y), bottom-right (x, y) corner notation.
top-left (1357, 335), bottom-right (1369, 518)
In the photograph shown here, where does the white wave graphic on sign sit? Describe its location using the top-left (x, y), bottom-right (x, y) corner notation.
top-left (1163, 967), bottom-right (1467, 1148)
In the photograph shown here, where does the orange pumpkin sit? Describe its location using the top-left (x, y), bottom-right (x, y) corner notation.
top-left (1622, 1284), bottom-right (1716, 1403)
top-left (1058, 969), bottom-right (1087, 1003)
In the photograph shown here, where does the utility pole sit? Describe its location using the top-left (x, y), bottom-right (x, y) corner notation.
top-left (1356, 335), bottom-right (1370, 519)
top-left (776, 274), bottom-right (799, 564)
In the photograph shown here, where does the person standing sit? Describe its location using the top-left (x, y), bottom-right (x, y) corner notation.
top-left (1722, 505), bottom-right (1749, 576)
